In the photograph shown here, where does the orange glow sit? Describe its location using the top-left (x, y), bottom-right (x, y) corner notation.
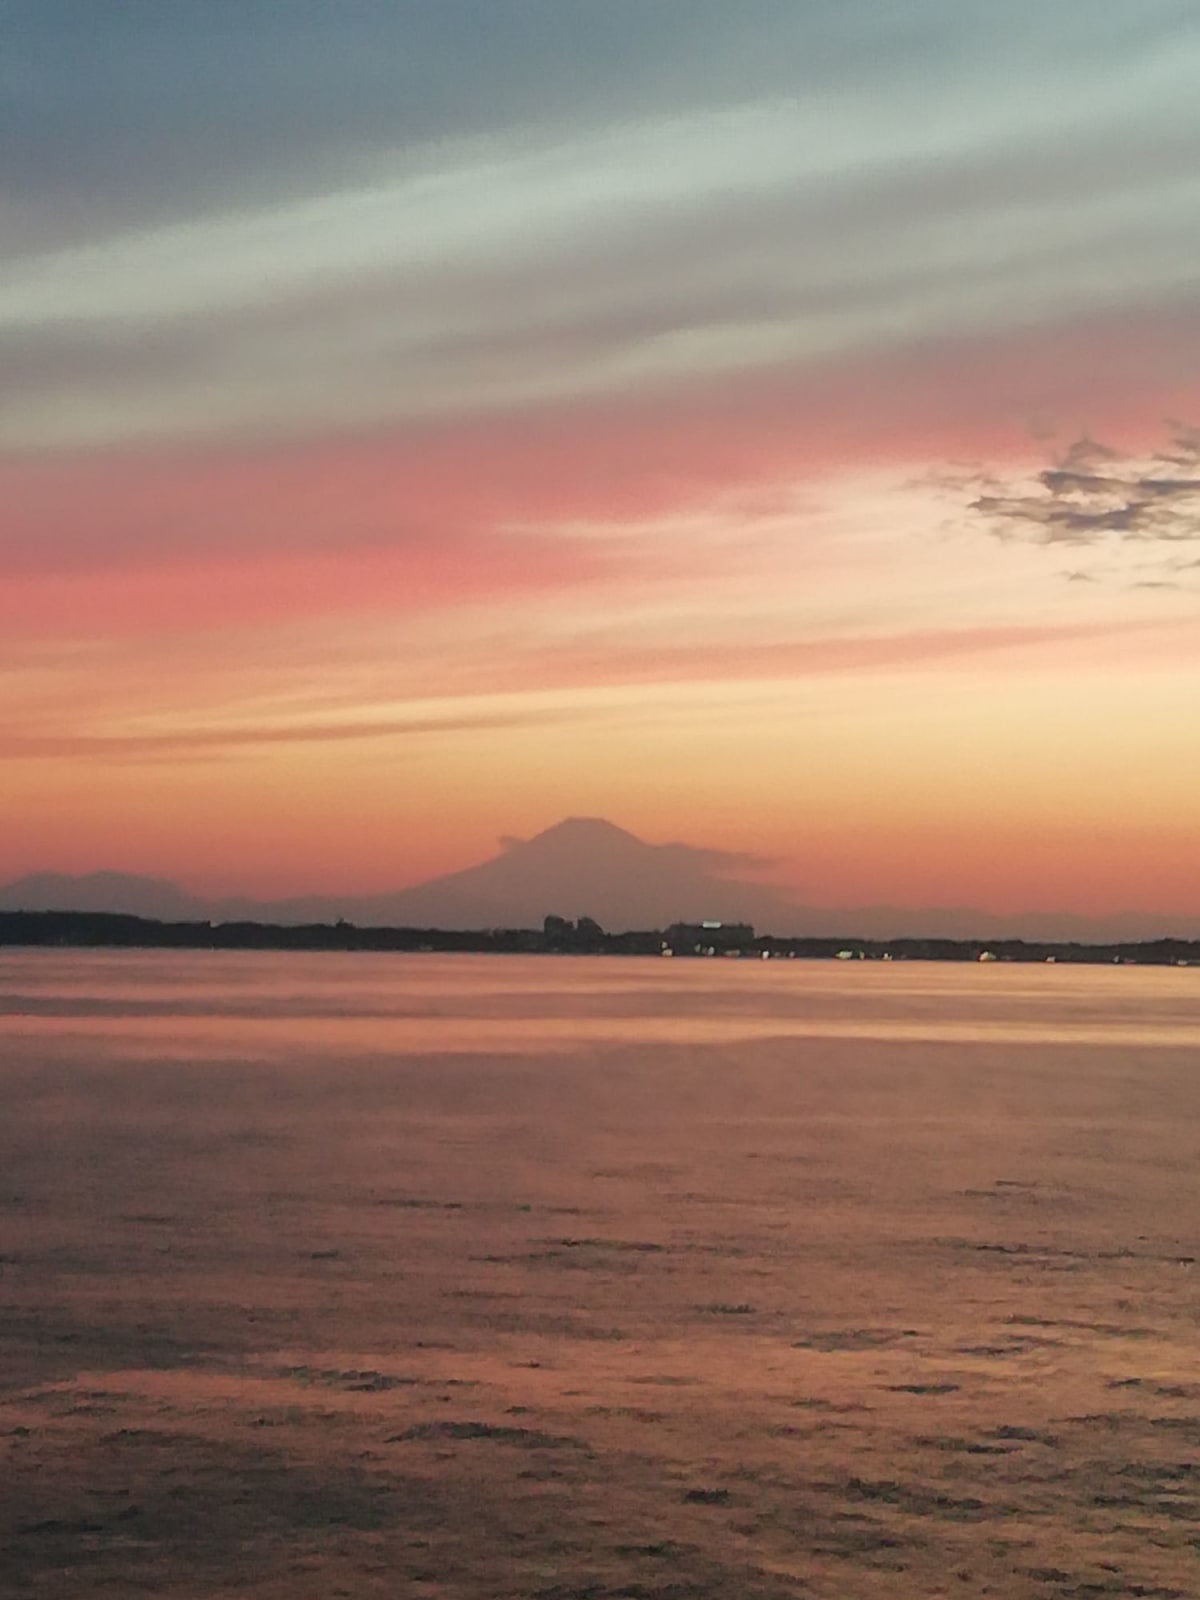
top-left (3, 308), bottom-right (1199, 923)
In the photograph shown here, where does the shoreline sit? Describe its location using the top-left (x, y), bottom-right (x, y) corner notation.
top-left (2, 909), bottom-right (1196, 967)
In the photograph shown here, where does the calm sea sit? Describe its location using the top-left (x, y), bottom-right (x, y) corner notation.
top-left (3, 946), bottom-right (1199, 1057)
top-left (3, 950), bottom-right (1199, 1598)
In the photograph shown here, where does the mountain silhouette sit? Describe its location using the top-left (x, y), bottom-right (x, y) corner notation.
top-left (328, 816), bottom-right (800, 931)
top-left (0, 870), bottom-right (205, 921)
top-left (0, 820), bottom-right (793, 931)
top-left (204, 818), bottom-right (800, 931)
top-left (1, 819), bottom-right (1195, 940)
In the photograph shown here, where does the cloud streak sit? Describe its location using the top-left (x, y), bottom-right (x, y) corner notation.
top-left (0, 705), bottom-right (587, 764)
top-left (4, 4), bottom-right (1199, 451)
top-left (2, 618), bottom-right (1161, 774)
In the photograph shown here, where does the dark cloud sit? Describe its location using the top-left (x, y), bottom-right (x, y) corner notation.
top-left (944, 428), bottom-right (1200, 593)
top-left (969, 430), bottom-right (1200, 547)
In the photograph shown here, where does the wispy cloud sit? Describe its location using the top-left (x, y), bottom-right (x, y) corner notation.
top-left (0, 704), bottom-right (586, 764)
top-left (4, 4), bottom-right (1199, 451)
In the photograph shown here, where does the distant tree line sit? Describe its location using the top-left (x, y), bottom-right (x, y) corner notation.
top-left (1, 910), bottom-right (1197, 966)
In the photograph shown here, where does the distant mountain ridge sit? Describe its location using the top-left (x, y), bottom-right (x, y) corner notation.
top-left (1, 870), bottom-right (206, 921)
top-left (1, 818), bottom-right (1195, 941)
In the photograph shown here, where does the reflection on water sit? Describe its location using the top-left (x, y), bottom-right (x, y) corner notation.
top-left (2, 948), bottom-right (1198, 1056)
top-left (3, 948), bottom-right (1200, 1598)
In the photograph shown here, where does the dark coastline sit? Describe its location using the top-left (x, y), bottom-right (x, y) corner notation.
top-left (1, 909), bottom-right (1196, 966)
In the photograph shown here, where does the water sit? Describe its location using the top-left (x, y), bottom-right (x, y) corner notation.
top-left (5, 946), bottom-right (1199, 1051)
top-left (2, 951), bottom-right (1199, 1597)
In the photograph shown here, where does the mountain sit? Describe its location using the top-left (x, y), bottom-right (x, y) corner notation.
top-left (298, 816), bottom-right (802, 931)
top-left (0, 820), bottom-right (796, 932)
top-left (0, 870), bottom-right (205, 921)
top-left (194, 818), bottom-right (798, 930)
top-left (1, 820), bottom-right (1195, 940)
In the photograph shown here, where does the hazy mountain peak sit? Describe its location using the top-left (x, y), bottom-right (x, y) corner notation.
top-left (0, 870), bottom-right (203, 919)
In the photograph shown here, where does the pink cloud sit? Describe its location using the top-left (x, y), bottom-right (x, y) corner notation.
top-left (3, 301), bottom-right (1195, 642)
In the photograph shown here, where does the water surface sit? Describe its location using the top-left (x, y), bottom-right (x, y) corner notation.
top-left (2, 951), bottom-right (1198, 1598)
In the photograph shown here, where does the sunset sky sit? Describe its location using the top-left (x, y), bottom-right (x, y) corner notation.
top-left (4, 1), bottom-right (1199, 922)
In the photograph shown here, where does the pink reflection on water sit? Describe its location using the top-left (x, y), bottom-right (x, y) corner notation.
top-left (2, 951), bottom-right (1198, 1060)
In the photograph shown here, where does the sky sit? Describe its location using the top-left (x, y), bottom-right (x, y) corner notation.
top-left (3, 0), bottom-right (1199, 923)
